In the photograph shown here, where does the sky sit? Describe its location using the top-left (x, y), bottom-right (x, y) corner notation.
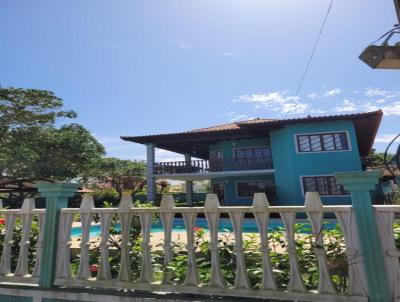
top-left (1, 0), bottom-right (400, 162)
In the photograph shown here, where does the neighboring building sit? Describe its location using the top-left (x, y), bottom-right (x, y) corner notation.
top-left (121, 110), bottom-right (382, 206)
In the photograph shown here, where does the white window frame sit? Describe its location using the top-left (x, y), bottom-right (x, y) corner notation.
top-left (294, 130), bottom-right (352, 154)
top-left (299, 175), bottom-right (350, 197)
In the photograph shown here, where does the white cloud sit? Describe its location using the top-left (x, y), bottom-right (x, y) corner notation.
top-left (308, 88), bottom-right (342, 100)
top-left (364, 88), bottom-right (394, 98)
top-left (334, 99), bottom-right (357, 112)
top-left (382, 101), bottom-right (400, 115)
top-left (375, 134), bottom-right (399, 143)
top-left (177, 42), bottom-right (191, 50)
top-left (235, 91), bottom-right (308, 114)
top-left (226, 112), bottom-right (253, 122)
top-left (155, 149), bottom-right (184, 162)
top-left (220, 51), bottom-right (238, 57)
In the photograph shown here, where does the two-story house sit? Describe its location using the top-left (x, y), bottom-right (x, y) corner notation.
top-left (121, 110), bottom-right (382, 206)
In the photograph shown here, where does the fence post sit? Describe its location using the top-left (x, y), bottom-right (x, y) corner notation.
top-left (335, 171), bottom-right (389, 302)
top-left (34, 183), bottom-right (80, 288)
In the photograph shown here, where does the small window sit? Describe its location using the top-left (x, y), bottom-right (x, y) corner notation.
top-left (296, 132), bottom-right (349, 153)
top-left (237, 180), bottom-right (275, 198)
top-left (302, 176), bottom-right (349, 196)
top-left (233, 147), bottom-right (272, 159)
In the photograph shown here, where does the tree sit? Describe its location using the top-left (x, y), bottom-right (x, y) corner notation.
top-left (0, 88), bottom-right (76, 140)
top-left (365, 148), bottom-right (394, 168)
top-left (83, 157), bottom-right (146, 200)
top-left (0, 87), bottom-right (105, 202)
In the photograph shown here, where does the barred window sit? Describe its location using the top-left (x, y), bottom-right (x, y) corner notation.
top-left (296, 132), bottom-right (349, 152)
top-left (302, 176), bottom-right (349, 196)
top-left (237, 180), bottom-right (275, 198)
top-left (234, 147), bottom-right (272, 159)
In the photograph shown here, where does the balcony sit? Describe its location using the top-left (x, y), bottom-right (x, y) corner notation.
top-left (153, 157), bottom-right (273, 176)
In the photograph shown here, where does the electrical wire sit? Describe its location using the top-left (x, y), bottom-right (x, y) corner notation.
top-left (294, 0), bottom-right (334, 96)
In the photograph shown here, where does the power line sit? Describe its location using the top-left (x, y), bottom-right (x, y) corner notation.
top-left (295, 0), bottom-right (334, 96)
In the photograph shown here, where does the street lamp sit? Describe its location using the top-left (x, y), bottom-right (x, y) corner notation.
top-left (359, 0), bottom-right (400, 69)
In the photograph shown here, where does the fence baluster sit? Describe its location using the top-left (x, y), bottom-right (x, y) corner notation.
top-left (229, 211), bottom-right (250, 289)
top-left (375, 209), bottom-right (400, 300)
top-left (252, 193), bottom-right (277, 290)
top-left (204, 194), bottom-right (225, 288)
top-left (305, 192), bottom-right (336, 294)
top-left (118, 195), bottom-right (133, 281)
top-left (97, 211), bottom-right (112, 280)
top-left (78, 196), bottom-right (94, 280)
top-left (138, 212), bottom-right (153, 283)
top-left (335, 209), bottom-right (368, 296)
top-left (0, 214), bottom-right (17, 275)
top-left (182, 212), bottom-right (199, 286)
top-left (15, 199), bottom-right (35, 276)
top-left (55, 212), bottom-right (74, 280)
top-left (32, 212), bottom-right (45, 278)
top-left (280, 211), bottom-right (305, 292)
top-left (160, 195), bottom-right (174, 284)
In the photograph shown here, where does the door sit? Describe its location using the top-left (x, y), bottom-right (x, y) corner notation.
top-left (210, 150), bottom-right (223, 172)
top-left (212, 183), bottom-right (225, 205)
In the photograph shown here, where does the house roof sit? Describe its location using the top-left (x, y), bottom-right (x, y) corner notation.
top-left (121, 110), bottom-right (383, 159)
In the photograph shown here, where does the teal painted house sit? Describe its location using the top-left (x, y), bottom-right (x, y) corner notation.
top-left (122, 110), bottom-right (382, 206)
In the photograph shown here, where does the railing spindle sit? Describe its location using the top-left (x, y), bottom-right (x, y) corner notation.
top-left (118, 195), bottom-right (133, 281)
top-left (15, 199), bottom-right (35, 277)
top-left (229, 211), bottom-right (250, 288)
top-left (97, 211), bottom-right (112, 280)
top-left (204, 194), bottom-right (225, 288)
top-left (138, 212), bottom-right (153, 283)
top-left (305, 193), bottom-right (336, 294)
top-left (280, 211), bottom-right (306, 292)
top-left (335, 209), bottom-right (368, 296)
top-left (32, 211), bottom-right (45, 279)
top-left (182, 212), bottom-right (199, 286)
top-left (0, 213), bottom-right (17, 275)
top-left (160, 195), bottom-right (175, 284)
top-left (252, 193), bottom-right (277, 290)
top-left (78, 197), bottom-right (94, 280)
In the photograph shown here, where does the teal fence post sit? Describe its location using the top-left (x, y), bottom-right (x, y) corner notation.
top-left (335, 171), bottom-right (389, 302)
top-left (34, 183), bottom-right (80, 288)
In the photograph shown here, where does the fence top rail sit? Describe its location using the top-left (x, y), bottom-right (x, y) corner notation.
top-left (59, 204), bottom-right (352, 214)
top-left (0, 208), bottom-right (45, 214)
top-left (373, 205), bottom-right (400, 211)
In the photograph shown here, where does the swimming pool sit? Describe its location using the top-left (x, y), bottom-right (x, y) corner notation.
top-left (70, 218), bottom-right (337, 237)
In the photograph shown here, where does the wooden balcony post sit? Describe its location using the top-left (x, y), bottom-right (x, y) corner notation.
top-left (184, 154), bottom-right (193, 206)
top-left (146, 144), bottom-right (156, 203)
top-left (335, 171), bottom-right (389, 302)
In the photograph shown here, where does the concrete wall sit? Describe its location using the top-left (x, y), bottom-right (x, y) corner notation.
top-left (0, 287), bottom-right (202, 302)
top-left (270, 120), bottom-right (362, 205)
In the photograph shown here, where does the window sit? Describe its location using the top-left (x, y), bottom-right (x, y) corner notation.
top-left (237, 180), bottom-right (275, 198)
top-left (296, 132), bottom-right (349, 152)
top-left (210, 150), bottom-right (223, 159)
top-left (302, 176), bottom-right (349, 196)
top-left (234, 147), bottom-right (272, 159)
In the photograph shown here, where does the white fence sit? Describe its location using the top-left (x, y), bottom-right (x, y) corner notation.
top-left (1, 193), bottom-right (400, 301)
top-left (53, 193), bottom-right (368, 302)
top-left (0, 199), bottom-right (45, 284)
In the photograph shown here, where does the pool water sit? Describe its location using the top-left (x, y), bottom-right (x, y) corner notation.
top-left (70, 218), bottom-right (338, 237)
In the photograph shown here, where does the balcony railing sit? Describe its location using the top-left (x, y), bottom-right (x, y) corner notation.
top-left (153, 157), bottom-right (273, 175)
